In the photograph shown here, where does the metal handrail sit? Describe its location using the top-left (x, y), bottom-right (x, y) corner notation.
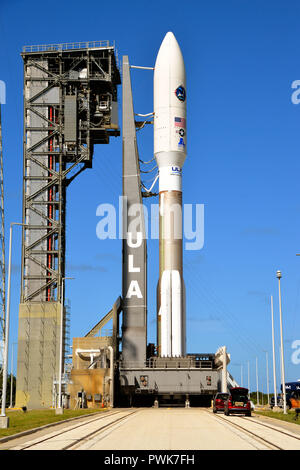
top-left (23, 40), bottom-right (112, 53)
top-left (120, 359), bottom-right (214, 369)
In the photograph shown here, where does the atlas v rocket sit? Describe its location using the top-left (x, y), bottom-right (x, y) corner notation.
top-left (154, 32), bottom-right (187, 357)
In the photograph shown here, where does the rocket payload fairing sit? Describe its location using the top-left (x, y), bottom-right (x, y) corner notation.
top-left (154, 32), bottom-right (187, 357)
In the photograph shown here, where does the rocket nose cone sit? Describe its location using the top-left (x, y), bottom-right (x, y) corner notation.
top-left (163, 31), bottom-right (176, 42)
top-left (155, 31), bottom-right (184, 72)
top-left (158, 31), bottom-right (179, 52)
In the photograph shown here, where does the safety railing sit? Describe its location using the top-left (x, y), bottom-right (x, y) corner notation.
top-left (120, 358), bottom-right (214, 370)
top-left (23, 40), bottom-right (112, 53)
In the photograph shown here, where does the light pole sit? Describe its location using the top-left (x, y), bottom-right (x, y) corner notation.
top-left (248, 361), bottom-right (250, 397)
top-left (276, 270), bottom-right (287, 414)
top-left (1, 223), bottom-right (26, 428)
top-left (241, 364), bottom-right (243, 387)
top-left (9, 342), bottom-right (17, 408)
top-left (270, 295), bottom-right (278, 407)
top-left (256, 357), bottom-right (259, 406)
top-left (56, 276), bottom-right (74, 414)
top-left (265, 350), bottom-right (270, 405)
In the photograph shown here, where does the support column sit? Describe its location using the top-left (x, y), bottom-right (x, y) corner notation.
top-left (122, 56), bottom-right (147, 367)
top-left (16, 302), bottom-right (62, 408)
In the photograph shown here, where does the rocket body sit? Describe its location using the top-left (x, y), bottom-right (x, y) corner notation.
top-left (154, 32), bottom-right (186, 357)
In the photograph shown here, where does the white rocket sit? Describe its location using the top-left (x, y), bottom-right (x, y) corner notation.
top-left (154, 32), bottom-right (187, 357)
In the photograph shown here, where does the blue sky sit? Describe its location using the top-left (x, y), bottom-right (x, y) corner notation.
top-left (1, 0), bottom-right (300, 393)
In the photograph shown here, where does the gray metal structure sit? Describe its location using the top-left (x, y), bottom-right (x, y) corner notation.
top-left (16, 41), bottom-right (121, 408)
top-left (121, 56), bottom-right (147, 368)
top-left (119, 355), bottom-right (220, 405)
top-left (20, 40), bottom-right (120, 304)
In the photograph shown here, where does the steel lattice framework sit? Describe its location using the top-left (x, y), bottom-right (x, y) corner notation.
top-left (21, 42), bottom-right (120, 303)
top-left (16, 42), bottom-right (120, 409)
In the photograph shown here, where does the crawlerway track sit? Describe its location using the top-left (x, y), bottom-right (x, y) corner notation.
top-left (11, 409), bottom-right (140, 450)
top-left (4, 408), bottom-right (300, 450)
top-left (208, 410), bottom-right (300, 450)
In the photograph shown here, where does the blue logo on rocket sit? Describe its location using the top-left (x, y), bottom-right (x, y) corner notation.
top-left (178, 137), bottom-right (185, 149)
top-left (175, 85), bottom-right (186, 102)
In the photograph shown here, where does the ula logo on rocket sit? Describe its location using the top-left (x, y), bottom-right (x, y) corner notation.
top-left (171, 166), bottom-right (181, 174)
top-left (175, 85), bottom-right (186, 102)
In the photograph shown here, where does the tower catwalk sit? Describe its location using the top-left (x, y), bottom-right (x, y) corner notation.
top-left (16, 41), bottom-right (120, 408)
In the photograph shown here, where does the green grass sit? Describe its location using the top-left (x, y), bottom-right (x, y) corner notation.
top-left (254, 409), bottom-right (300, 425)
top-left (0, 408), bottom-right (107, 438)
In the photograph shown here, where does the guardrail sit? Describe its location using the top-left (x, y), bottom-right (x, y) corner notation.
top-left (23, 40), bottom-right (112, 53)
top-left (120, 359), bottom-right (214, 369)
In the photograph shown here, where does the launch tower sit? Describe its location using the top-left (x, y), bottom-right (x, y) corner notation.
top-left (16, 41), bottom-right (120, 409)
